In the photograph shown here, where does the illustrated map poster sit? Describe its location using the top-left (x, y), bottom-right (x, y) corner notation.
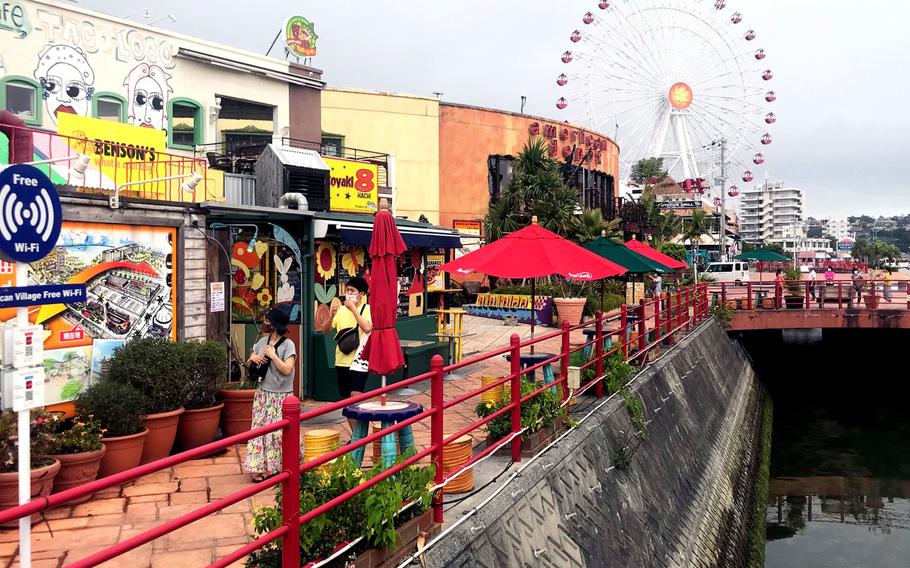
top-left (0, 222), bottom-right (177, 406)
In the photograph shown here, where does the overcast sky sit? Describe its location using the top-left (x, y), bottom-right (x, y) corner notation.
top-left (75, 0), bottom-right (910, 220)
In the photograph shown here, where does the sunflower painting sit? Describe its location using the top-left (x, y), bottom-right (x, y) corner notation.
top-left (315, 241), bottom-right (337, 282)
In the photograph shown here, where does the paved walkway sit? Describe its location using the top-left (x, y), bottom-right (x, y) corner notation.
top-left (0, 316), bottom-right (598, 568)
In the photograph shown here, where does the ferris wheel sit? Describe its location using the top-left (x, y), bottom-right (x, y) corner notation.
top-left (555, 0), bottom-right (777, 197)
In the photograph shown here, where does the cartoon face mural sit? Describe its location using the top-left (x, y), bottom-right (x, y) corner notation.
top-left (34, 45), bottom-right (95, 129)
top-left (123, 64), bottom-right (173, 132)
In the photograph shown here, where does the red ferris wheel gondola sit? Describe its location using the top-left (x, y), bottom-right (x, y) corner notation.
top-left (598, 1), bottom-right (610, 9)
top-left (755, 49), bottom-right (766, 60)
top-left (766, 91), bottom-right (777, 102)
top-left (761, 133), bottom-right (772, 145)
top-left (765, 112), bottom-right (776, 124)
top-left (731, 12), bottom-right (742, 24)
top-left (753, 152), bottom-right (765, 165)
top-left (570, 30), bottom-right (582, 43)
top-left (562, 51), bottom-right (573, 63)
top-left (728, 185), bottom-right (740, 198)
top-left (583, 11), bottom-right (594, 24)
top-left (713, 197), bottom-right (722, 207)
top-left (557, 73), bottom-right (568, 86)
top-left (742, 171), bottom-right (754, 182)
top-left (714, 0), bottom-right (726, 9)
top-left (745, 30), bottom-right (756, 41)
top-left (762, 69), bottom-right (774, 81)
top-left (556, 97), bottom-right (568, 110)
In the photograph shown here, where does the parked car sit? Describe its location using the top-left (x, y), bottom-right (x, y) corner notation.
top-left (704, 261), bottom-right (750, 284)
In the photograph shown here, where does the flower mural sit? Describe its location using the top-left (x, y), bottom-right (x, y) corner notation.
top-left (341, 246), bottom-right (365, 276)
top-left (315, 241), bottom-right (337, 281)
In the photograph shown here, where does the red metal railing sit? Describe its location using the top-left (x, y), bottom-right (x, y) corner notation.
top-left (0, 123), bottom-right (214, 204)
top-left (0, 285), bottom-right (711, 567)
top-left (706, 278), bottom-right (906, 311)
top-left (751, 260), bottom-right (868, 273)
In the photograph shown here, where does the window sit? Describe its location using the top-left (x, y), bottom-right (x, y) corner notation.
top-left (487, 155), bottom-right (514, 200)
top-left (168, 98), bottom-right (203, 150)
top-left (321, 134), bottom-right (344, 157)
top-left (0, 76), bottom-right (42, 126)
top-left (92, 92), bottom-right (127, 123)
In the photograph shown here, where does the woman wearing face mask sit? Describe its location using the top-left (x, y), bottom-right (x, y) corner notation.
top-left (323, 277), bottom-right (373, 405)
top-left (244, 306), bottom-right (297, 482)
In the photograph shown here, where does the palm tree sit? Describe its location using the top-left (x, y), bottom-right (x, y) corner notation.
top-left (641, 195), bottom-right (682, 245)
top-left (684, 209), bottom-right (711, 281)
top-left (485, 137), bottom-right (580, 242)
top-left (568, 208), bottom-right (621, 244)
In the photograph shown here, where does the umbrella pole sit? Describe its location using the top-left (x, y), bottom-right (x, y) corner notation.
top-left (530, 279), bottom-right (536, 355)
top-left (381, 375), bottom-right (387, 406)
top-left (600, 280), bottom-right (605, 312)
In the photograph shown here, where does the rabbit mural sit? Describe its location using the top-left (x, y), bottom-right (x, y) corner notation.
top-left (274, 255), bottom-right (296, 303)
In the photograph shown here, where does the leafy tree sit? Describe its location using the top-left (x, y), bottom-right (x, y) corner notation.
top-left (657, 242), bottom-right (686, 262)
top-left (630, 158), bottom-right (668, 185)
top-left (485, 137), bottom-right (580, 242)
top-left (640, 194), bottom-right (682, 245)
top-left (683, 210), bottom-right (711, 271)
top-left (852, 238), bottom-right (900, 265)
top-left (568, 208), bottom-right (621, 244)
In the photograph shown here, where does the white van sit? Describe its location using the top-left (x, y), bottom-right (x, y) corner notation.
top-left (704, 261), bottom-right (750, 284)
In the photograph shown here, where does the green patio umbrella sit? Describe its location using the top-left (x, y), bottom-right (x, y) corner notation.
top-left (734, 249), bottom-right (790, 262)
top-left (583, 236), bottom-right (670, 308)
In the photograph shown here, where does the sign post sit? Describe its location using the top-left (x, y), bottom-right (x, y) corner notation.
top-left (0, 164), bottom-right (66, 568)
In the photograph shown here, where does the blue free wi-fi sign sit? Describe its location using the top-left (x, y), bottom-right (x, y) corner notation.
top-left (0, 164), bottom-right (62, 263)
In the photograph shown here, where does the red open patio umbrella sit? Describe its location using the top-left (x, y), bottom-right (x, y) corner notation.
top-left (361, 203), bottom-right (407, 401)
top-left (624, 237), bottom-right (689, 270)
top-left (441, 220), bottom-right (627, 341)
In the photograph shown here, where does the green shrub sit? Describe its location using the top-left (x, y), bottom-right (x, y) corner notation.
top-left (76, 381), bottom-right (146, 437)
top-left (605, 353), bottom-right (634, 394)
top-left (105, 338), bottom-right (187, 414)
top-left (183, 341), bottom-right (229, 410)
top-left (48, 415), bottom-right (104, 454)
top-left (710, 303), bottom-right (734, 328)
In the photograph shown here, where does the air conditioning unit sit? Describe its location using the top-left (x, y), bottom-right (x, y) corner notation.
top-left (254, 144), bottom-right (330, 210)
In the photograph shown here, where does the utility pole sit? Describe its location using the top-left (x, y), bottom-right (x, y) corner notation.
top-left (719, 138), bottom-right (727, 261)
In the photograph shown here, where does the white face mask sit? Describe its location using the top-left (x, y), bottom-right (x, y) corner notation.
top-left (345, 294), bottom-right (359, 304)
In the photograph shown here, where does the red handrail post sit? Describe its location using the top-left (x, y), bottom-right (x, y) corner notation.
top-left (805, 279), bottom-right (811, 308)
top-left (637, 299), bottom-right (646, 353)
top-left (430, 355), bottom-right (445, 524)
top-left (594, 311), bottom-right (604, 398)
top-left (509, 334), bottom-right (522, 462)
top-left (280, 396), bottom-right (301, 568)
top-left (560, 319), bottom-right (570, 402)
top-left (721, 282), bottom-right (727, 306)
top-left (747, 282), bottom-right (753, 310)
top-left (838, 282), bottom-right (843, 309)
top-left (654, 295), bottom-right (662, 343)
top-left (684, 287), bottom-right (691, 333)
top-left (620, 304), bottom-right (628, 359)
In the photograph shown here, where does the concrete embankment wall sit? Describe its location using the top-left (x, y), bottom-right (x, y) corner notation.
top-left (426, 320), bottom-right (766, 568)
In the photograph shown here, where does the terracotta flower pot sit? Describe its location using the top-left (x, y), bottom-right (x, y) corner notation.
top-left (219, 385), bottom-right (256, 438)
top-left (0, 459), bottom-right (61, 528)
top-left (176, 403), bottom-right (224, 451)
top-left (99, 428), bottom-right (148, 478)
top-left (140, 407), bottom-right (185, 465)
top-left (553, 297), bottom-right (586, 327)
top-left (48, 446), bottom-right (107, 504)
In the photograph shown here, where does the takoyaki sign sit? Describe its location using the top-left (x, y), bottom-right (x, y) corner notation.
top-left (283, 15), bottom-right (317, 58)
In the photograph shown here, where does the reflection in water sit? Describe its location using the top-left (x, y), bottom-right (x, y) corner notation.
top-left (740, 330), bottom-right (910, 567)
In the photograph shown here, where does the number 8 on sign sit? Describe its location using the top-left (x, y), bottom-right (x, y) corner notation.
top-left (355, 168), bottom-right (374, 192)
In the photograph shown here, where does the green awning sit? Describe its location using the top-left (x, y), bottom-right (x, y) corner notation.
top-left (583, 237), bottom-right (670, 274)
top-left (734, 248), bottom-right (790, 262)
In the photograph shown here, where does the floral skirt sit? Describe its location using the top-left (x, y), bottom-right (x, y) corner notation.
top-left (244, 389), bottom-right (293, 475)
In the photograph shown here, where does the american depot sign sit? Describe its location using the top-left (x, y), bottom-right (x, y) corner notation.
top-left (528, 121), bottom-right (611, 166)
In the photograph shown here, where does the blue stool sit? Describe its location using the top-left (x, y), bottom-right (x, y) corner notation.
top-left (342, 401), bottom-right (422, 468)
top-left (507, 352), bottom-right (558, 394)
top-left (582, 328), bottom-right (613, 359)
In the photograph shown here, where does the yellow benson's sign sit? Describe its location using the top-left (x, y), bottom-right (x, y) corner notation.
top-left (57, 113), bottom-right (167, 191)
top-left (325, 157), bottom-right (378, 214)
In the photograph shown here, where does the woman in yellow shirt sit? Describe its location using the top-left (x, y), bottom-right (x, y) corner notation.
top-left (322, 276), bottom-right (373, 401)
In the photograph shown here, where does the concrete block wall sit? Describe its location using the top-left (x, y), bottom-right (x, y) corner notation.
top-left (426, 321), bottom-right (766, 568)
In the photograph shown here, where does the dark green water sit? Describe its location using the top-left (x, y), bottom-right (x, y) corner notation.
top-left (742, 330), bottom-right (910, 568)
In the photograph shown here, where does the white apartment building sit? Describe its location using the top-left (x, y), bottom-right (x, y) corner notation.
top-left (824, 218), bottom-right (853, 240)
top-left (739, 181), bottom-right (805, 243)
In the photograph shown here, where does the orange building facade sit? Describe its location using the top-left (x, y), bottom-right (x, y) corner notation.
top-left (438, 102), bottom-right (620, 232)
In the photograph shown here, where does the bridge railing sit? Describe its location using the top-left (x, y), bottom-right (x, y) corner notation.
top-left (705, 279), bottom-right (906, 311)
top-left (0, 286), bottom-right (711, 568)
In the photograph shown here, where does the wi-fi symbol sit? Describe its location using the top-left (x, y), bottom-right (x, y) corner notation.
top-left (0, 185), bottom-right (57, 243)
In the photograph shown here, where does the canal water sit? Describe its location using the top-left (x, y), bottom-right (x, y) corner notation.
top-left (743, 329), bottom-right (910, 568)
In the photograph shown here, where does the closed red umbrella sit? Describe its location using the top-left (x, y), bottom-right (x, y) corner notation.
top-left (624, 238), bottom-right (689, 270)
top-left (361, 205), bottom-right (407, 391)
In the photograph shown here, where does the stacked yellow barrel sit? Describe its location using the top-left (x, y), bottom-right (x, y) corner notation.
top-left (442, 435), bottom-right (474, 494)
top-left (480, 376), bottom-right (504, 404)
top-left (303, 429), bottom-right (340, 470)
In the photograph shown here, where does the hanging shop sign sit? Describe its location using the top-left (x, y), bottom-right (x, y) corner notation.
top-left (283, 15), bottom-right (318, 57)
top-left (324, 157), bottom-right (378, 214)
top-left (453, 220), bottom-right (482, 237)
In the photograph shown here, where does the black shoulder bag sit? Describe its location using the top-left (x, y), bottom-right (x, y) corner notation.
top-left (335, 304), bottom-right (366, 355)
top-left (249, 336), bottom-right (288, 384)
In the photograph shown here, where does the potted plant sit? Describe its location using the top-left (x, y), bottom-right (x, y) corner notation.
top-left (784, 267), bottom-right (805, 309)
top-left (0, 409), bottom-right (61, 527)
top-left (219, 377), bottom-right (257, 439)
top-left (476, 379), bottom-right (567, 456)
top-left (106, 338), bottom-right (187, 464)
top-left (76, 381), bottom-right (148, 478)
top-left (247, 453), bottom-right (437, 567)
top-left (47, 414), bottom-right (106, 504)
top-left (176, 340), bottom-right (229, 450)
top-left (552, 278), bottom-right (587, 327)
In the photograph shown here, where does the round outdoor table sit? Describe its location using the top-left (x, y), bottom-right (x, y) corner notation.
top-left (342, 401), bottom-right (423, 468)
top-left (506, 352), bottom-right (557, 393)
top-left (581, 329), bottom-right (612, 360)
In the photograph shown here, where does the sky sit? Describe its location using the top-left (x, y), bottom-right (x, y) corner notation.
top-left (74, 0), bottom-right (910, 220)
